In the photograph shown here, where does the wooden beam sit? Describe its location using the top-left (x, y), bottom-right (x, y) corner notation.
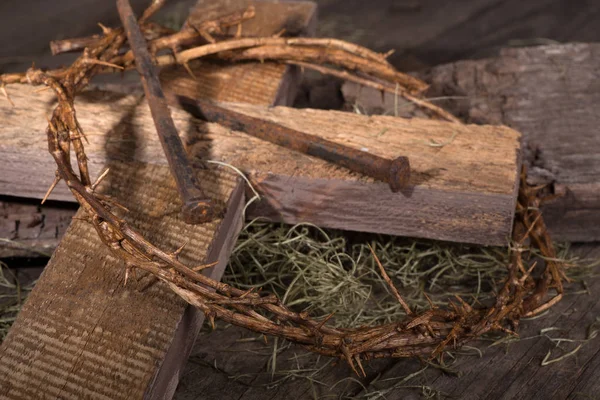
top-left (422, 43), bottom-right (600, 242)
top-left (0, 162), bottom-right (244, 399)
top-left (0, 84), bottom-right (521, 246)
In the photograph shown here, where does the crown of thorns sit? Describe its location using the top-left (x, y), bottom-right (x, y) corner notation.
top-left (0, 1), bottom-right (566, 376)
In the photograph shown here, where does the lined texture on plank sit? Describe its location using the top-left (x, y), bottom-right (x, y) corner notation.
top-left (0, 162), bottom-right (245, 399)
top-left (160, 0), bottom-right (317, 107)
top-left (0, 84), bottom-right (521, 245)
top-left (424, 43), bottom-right (600, 241)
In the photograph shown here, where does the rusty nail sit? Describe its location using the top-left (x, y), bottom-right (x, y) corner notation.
top-left (178, 96), bottom-right (411, 192)
top-left (117, 0), bottom-right (214, 224)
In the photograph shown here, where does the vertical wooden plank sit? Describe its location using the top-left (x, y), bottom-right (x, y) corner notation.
top-left (0, 163), bottom-right (244, 399)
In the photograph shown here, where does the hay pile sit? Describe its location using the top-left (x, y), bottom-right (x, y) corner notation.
top-left (0, 222), bottom-right (593, 343)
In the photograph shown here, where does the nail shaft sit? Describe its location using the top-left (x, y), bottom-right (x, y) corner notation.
top-left (178, 96), bottom-right (410, 192)
top-left (117, 0), bottom-right (214, 224)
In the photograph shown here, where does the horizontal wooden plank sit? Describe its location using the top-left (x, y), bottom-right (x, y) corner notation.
top-left (423, 43), bottom-right (600, 242)
top-left (0, 84), bottom-right (521, 246)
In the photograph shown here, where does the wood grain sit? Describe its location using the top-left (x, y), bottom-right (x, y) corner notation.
top-left (0, 162), bottom-right (245, 399)
top-left (0, 84), bottom-right (521, 246)
top-left (0, 0), bottom-right (316, 257)
top-left (423, 43), bottom-right (600, 242)
top-left (160, 0), bottom-right (317, 107)
top-left (0, 2), bottom-right (316, 398)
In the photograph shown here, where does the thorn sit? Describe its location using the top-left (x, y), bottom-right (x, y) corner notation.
top-left (42, 173), bottom-right (62, 204)
top-left (1, 84), bottom-right (15, 107)
top-left (75, 120), bottom-right (89, 144)
top-left (192, 261), bottom-right (218, 272)
top-left (235, 22), bottom-right (243, 38)
top-left (97, 22), bottom-right (112, 35)
top-left (172, 240), bottom-right (189, 258)
top-left (239, 287), bottom-right (255, 298)
top-left (102, 197), bottom-right (130, 213)
top-left (382, 49), bottom-right (395, 59)
top-left (91, 168), bottom-right (110, 192)
top-left (84, 58), bottom-right (124, 70)
top-left (208, 313), bottom-right (216, 330)
top-left (124, 264), bottom-right (138, 286)
top-left (45, 114), bottom-right (57, 133)
top-left (196, 28), bottom-right (216, 44)
top-left (341, 346), bottom-right (359, 376)
top-left (273, 28), bottom-right (286, 38)
top-left (95, 193), bottom-right (129, 213)
top-left (316, 312), bottom-right (335, 331)
top-left (519, 261), bottom-right (538, 285)
top-left (454, 295), bottom-right (472, 313)
top-left (182, 62), bottom-right (197, 81)
top-left (263, 334), bottom-right (268, 344)
top-left (425, 323), bottom-right (436, 338)
top-left (423, 292), bottom-right (436, 309)
top-left (124, 265), bottom-right (131, 286)
top-left (69, 133), bottom-right (86, 140)
top-left (354, 355), bottom-right (367, 377)
top-left (368, 243), bottom-right (412, 316)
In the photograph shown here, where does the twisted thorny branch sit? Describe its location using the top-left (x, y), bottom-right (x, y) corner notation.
top-left (1, 2), bottom-right (457, 123)
top-left (1, 2), bottom-right (567, 374)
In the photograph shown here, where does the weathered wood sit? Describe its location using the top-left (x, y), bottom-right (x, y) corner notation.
top-left (0, 84), bottom-right (521, 246)
top-left (0, 3), bottom-right (315, 398)
top-left (160, 0), bottom-right (317, 107)
top-left (0, 198), bottom-right (75, 258)
top-left (0, 0), bottom-right (316, 258)
top-left (421, 43), bottom-right (600, 242)
top-left (0, 162), bottom-right (245, 399)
